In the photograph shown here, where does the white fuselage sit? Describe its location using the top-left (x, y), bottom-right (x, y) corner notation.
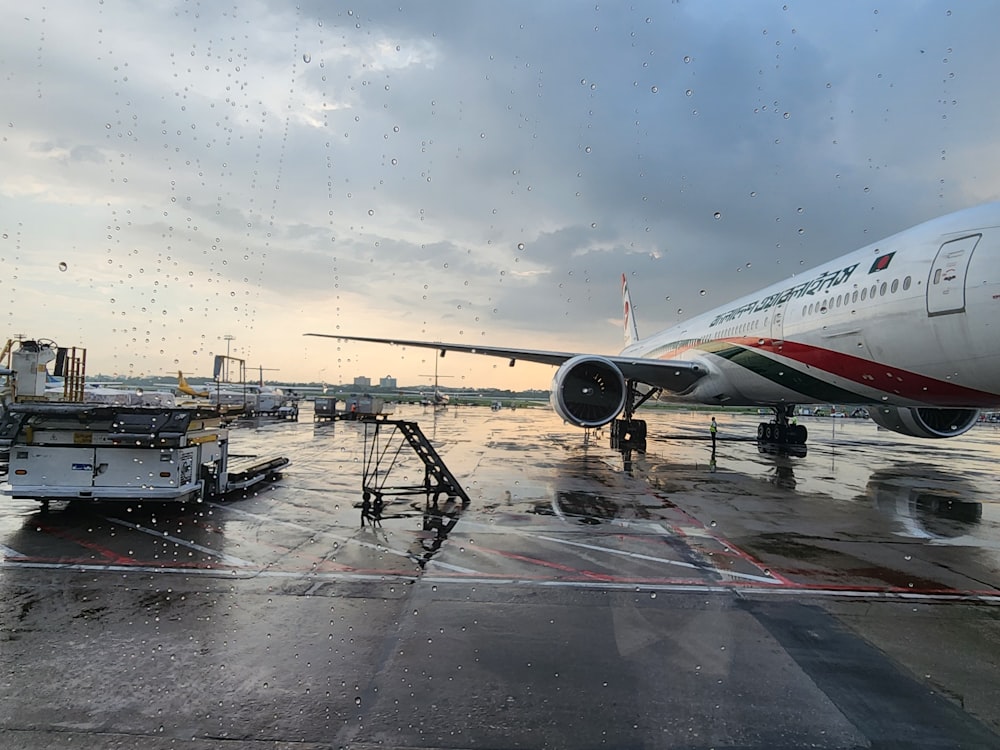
top-left (622, 202), bottom-right (1000, 409)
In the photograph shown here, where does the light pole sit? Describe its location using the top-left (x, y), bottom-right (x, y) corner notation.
top-left (223, 334), bottom-right (235, 382)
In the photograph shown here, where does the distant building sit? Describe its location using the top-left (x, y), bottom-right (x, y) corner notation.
top-left (379, 375), bottom-right (397, 389)
top-left (353, 376), bottom-right (371, 388)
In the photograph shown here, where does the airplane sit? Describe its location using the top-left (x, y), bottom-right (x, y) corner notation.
top-left (419, 391), bottom-right (449, 408)
top-left (417, 357), bottom-right (450, 407)
top-left (38, 373), bottom-right (177, 406)
top-left (175, 371), bottom-right (297, 413)
top-left (306, 202), bottom-right (1000, 452)
top-left (177, 371), bottom-right (210, 398)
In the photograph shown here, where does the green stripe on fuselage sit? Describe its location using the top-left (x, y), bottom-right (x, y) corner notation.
top-left (705, 341), bottom-right (867, 403)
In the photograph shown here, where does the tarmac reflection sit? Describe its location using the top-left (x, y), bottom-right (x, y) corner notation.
top-left (408, 490), bottom-right (468, 567)
top-left (866, 465), bottom-right (983, 540)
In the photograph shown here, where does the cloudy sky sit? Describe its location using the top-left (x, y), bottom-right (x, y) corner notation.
top-left (2, 1), bottom-right (998, 390)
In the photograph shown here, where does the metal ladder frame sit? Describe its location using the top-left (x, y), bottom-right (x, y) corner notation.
top-left (358, 416), bottom-right (471, 508)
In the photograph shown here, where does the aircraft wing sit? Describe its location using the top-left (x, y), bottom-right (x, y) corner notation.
top-left (304, 333), bottom-right (707, 394)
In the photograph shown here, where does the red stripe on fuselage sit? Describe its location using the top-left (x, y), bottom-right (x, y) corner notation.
top-left (651, 337), bottom-right (1000, 406)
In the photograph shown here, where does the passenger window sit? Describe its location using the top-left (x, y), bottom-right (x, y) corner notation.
top-left (903, 276), bottom-right (912, 291)
top-left (890, 279), bottom-right (899, 294)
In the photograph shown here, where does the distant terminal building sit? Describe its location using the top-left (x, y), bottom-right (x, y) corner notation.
top-left (353, 376), bottom-right (372, 388)
top-left (379, 375), bottom-right (397, 389)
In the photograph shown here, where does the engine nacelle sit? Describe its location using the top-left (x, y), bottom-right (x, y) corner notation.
top-left (868, 406), bottom-right (979, 439)
top-left (550, 355), bottom-right (627, 428)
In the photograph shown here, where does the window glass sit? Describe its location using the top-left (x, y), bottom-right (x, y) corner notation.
top-left (3, 5), bottom-right (998, 745)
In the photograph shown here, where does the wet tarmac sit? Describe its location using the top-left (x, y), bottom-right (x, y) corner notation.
top-left (2, 403), bottom-right (1000, 748)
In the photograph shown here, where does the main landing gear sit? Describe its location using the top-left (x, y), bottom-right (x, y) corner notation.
top-left (757, 404), bottom-right (807, 456)
top-left (610, 381), bottom-right (660, 454)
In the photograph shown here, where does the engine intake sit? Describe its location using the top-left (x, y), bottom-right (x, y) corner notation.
top-left (868, 406), bottom-right (979, 439)
top-left (550, 355), bottom-right (627, 428)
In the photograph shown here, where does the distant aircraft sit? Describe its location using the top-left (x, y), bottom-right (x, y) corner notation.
top-left (307, 202), bottom-right (1000, 451)
top-left (175, 371), bottom-right (294, 413)
top-left (419, 391), bottom-right (449, 408)
top-left (43, 373), bottom-right (176, 406)
top-left (418, 357), bottom-right (450, 407)
top-left (177, 371), bottom-right (209, 398)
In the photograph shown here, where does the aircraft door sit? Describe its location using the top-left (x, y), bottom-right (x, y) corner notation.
top-left (769, 299), bottom-right (788, 343)
top-left (927, 234), bottom-right (980, 316)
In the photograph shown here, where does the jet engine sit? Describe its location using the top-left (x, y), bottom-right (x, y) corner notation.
top-left (868, 406), bottom-right (979, 439)
top-left (550, 355), bottom-right (627, 428)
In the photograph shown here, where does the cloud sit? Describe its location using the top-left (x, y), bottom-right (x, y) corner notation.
top-left (2, 1), bottom-right (999, 387)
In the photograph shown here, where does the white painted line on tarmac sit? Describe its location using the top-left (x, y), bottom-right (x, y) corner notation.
top-left (3, 557), bottom-right (1000, 603)
top-left (608, 520), bottom-right (672, 535)
top-left (103, 516), bottom-right (254, 568)
top-left (536, 533), bottom-right (700, 569)
top-left (459, 517), bottom-right (776, 584)
top-left (0, 560), bottom-right (246, 576)
top-left (549, 497), bottom-right (568, 523)
top-left (207, 502), bottom-right (417, 561)
top-left (716, 570), bottom-right (780, 584)
top-left (534, 533), bottom-right (783, 585)
top-left (425, 559), bottom-right (480, 574)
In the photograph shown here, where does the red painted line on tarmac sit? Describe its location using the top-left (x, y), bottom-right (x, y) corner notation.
top-left (639, 491), bottom-right (797, 586)
top-left (34, 523), bottom-right (135, 565)
top-left (710, 533), bottom-right (795, 586)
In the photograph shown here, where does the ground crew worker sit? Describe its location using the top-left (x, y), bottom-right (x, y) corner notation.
top-left (710, 416), bottom-right (717, 448)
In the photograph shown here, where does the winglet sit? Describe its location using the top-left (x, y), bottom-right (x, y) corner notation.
top-left (622, 273), bottom-right (640, 347)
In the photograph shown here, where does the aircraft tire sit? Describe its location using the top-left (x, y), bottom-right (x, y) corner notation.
top-left (630, 419), bottom-right (647, 441)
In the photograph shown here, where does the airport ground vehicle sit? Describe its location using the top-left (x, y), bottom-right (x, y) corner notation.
top-left (0, 338), bottom-right (288, 507)
top-left (1, 402), bottom-right (289, 507)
